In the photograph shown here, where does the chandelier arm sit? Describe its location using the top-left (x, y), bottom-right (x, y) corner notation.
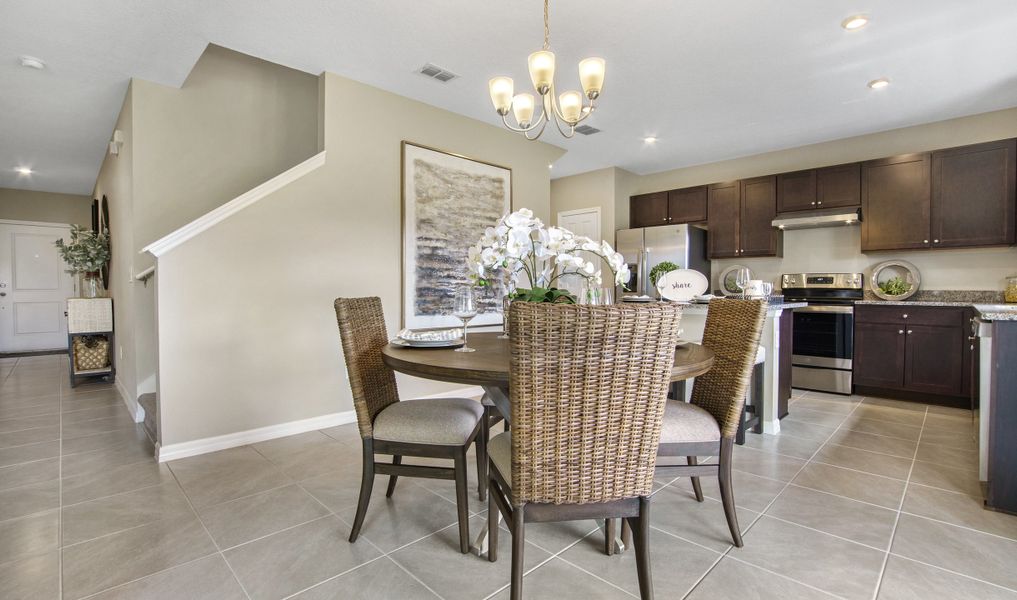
top-left (500, 108), bottom-right (547, 133)
top-left (524, 117), bottom-right (549, 141)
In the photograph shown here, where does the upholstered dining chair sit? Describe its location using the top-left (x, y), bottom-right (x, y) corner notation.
top-left (334, 297), bottom-right (486, 554)
top-left (648, 298), bottom-right (767, 548)
top-left (487, 302), bottom-right (684, 600)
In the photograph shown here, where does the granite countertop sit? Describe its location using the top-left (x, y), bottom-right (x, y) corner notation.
top-left (973, 305), bottom-right (1017, 322)
top-left (857, 290), bottom-right (1006, 307)
top-left (855, 299), bottom-right (978, 307)
top-left (680, 301), bottom-right (807, 314)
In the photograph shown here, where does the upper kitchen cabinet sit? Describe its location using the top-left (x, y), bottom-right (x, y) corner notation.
top-left (740, 176), bottom-right (781, 256)
top-left (931, 139), bottom-right (1016, 248)
top-left (629, 191), bottom-right (669, 228)
top-left (816, 163), bottom-right (861, 209)
top-left (776, 169), bottom-right (817, 212)
top-left (667, 186), bottom-right (708, 223)
top-left (861, 153), bottom-right (931, 252)
top-left (707, 181), bottom-right (741, 258)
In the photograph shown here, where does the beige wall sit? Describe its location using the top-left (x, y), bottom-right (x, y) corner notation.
top-left (558, 106), bottom-right (1017, 292)
top-left (155, 72), bottom-right (563, 446)
top-left (90, 45), bottom-right (320, 407)
top-left (0, 188), bottom-right (92, 226)
top-left (550, 166), bottom-right (637, 244)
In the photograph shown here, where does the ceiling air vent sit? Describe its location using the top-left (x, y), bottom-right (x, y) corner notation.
top-left (575, 125), bottom-right (600, 135)
top-left (418, 63), bottom-right (459, 83)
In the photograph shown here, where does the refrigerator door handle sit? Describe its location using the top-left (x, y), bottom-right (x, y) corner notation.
top-left (636, 250), bottom-right (645, 296)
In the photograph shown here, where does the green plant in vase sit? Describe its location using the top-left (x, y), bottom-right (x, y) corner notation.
top-left (649, 261), bottom-right (680, 290)
top-left (54, 225), bottom-right (110, 298)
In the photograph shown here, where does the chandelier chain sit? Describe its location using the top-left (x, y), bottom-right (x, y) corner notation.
top-left (543, 0), bottom-right (550, 50)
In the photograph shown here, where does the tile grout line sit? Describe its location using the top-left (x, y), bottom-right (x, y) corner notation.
top-left (57, 359), bottom-right (65, 600)
top-left (871, 404), bottom-right (928, 600)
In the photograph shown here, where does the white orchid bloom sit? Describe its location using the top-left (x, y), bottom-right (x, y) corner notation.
top-left (580, 238), bottom-right (601, 253)
top-left (504, 208), bottom-right (534, 229)
top-left (505, 226), bottom-right (532, 259)
top-left (582, 260), bottom-right (596, 275)
top-left (593, 270), bottom-right (603, 286)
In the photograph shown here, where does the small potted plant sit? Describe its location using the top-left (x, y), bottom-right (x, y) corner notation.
top-left (55, 225), bottom-right (111, 298)
top-left (649, 261), bottom-right (680, 297)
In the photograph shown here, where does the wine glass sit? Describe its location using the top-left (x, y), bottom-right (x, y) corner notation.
top-left (452, 285), bottom-right (478, 353)
top-left (734, 268), bottom-right (751, 299)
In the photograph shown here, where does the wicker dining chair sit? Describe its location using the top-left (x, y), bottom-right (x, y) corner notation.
top-left (334, 297), bottom-right (486, 553)
top-left (487, 302), bottom-right (683, 600)
top-left (650, 298), bottom-right (767, 548)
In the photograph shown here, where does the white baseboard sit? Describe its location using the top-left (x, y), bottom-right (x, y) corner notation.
top-left (156, 410), bottom-right (356, 463)
top-left (114, 377), bottom-right (144, 423)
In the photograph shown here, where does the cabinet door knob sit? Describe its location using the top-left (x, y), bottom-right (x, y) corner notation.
top-left (934, 239), bottom-right (939, 243)
top-left (899, 329), bottom-right (904, 334)
top-left (923, 239), bottom-right (929, 244)
top-left (902, 314), bottom-right (908, 319)
top-left (907, 329), bottom-right (913, 334)
top-left (811, 201), bottom-right (816, 206)
top-left (817, 201), bottom-right (823, 205)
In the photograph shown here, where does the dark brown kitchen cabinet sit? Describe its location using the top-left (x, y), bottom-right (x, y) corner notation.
top-left (816, 163), bottom-right (861, 209)
top-left (931, 139), bottom-right (1017, 248)
top-left (854, 305), bottom-right (969, 404)
top-left (706, 181), bottom-right (740, 258)
top-left (740, 176), bottom-right (781, 256)
top-left (861, 153), bottom-right (932, 251)
top-left (629, 192), bottom-right (669, 228)
top-left (667, 186), bottom-right (708, 223)
top-left (776, 170), bottom-right (816, 212)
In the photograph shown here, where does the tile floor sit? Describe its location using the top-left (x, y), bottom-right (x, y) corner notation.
top-left (2, 353), bottom-right (1016, 599)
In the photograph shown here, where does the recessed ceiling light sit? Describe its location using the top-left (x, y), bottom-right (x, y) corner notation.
top-left (867, 78), bottom-right (890, 89)
top-left (841, 14), bottom-right (870, 31)
top-left (643, 136), bottom-right (658, 144)
top-left (18, 55), bottom-right (46, 70)
top-left (15, 166), bottom-right (33, 175)
top-left (548, 164), bottom-right (553, 169)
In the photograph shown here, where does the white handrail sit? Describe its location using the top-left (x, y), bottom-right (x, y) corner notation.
top-left (141, 151), bottom-right (326, 257)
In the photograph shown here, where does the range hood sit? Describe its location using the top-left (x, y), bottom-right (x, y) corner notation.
top-left (772, 207), bottom-right (862, 231)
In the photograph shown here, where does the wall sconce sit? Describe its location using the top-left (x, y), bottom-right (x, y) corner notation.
top-left (108, 130), bottom-right (124, 156)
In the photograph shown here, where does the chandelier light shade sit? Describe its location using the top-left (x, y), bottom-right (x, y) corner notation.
top-left (488, 0), bottom-right (605, 140)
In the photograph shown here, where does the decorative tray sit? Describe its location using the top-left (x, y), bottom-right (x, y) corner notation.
top-left (393, 328), bottom-right (464, 348)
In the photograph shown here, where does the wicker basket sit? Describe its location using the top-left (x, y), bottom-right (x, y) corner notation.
top-left (73, 336), bottom-right (110, 371)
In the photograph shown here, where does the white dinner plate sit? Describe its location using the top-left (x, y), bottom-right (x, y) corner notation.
top-left (656, 269), bottom-right (710, 302)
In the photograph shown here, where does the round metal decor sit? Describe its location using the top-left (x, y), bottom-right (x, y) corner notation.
top-left (718, 265), bottom-right (753, 297)
top-left (870, 260), bottom-right (921, 301)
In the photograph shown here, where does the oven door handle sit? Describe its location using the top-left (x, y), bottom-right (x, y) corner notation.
top-left (793, 305), bottom-right (854, 314)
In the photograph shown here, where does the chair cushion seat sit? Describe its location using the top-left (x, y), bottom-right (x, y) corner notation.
top-left (373, 398), bottom-right (484, 446)
top-left (488, 431), bottom-right (512, 486)
top-left (660, 400), bottom-right (721, 444)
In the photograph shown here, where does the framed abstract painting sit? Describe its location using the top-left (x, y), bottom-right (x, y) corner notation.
top-left (401, 141), bottom-right (512, 329)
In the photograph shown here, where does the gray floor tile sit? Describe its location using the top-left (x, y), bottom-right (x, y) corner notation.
top-left (560, 526), bottom-right (719, 597)
top-left (223, 515), bottom-right (382, 600)
top-left (61, 425), bottom-right (149, 456)
top-left (61, 460), bottom-right (174, 505)
top-left (61, 413), bottom-right (138, 439)
top-left (877, 554), bottom-right (1017, 599)
top-left (499, 518), bottom-right (601, 555)
top-left (789, 396), bottom-right (859, 416)
top-left (731, 445), bottom-right (808, 482)
top-left (775, 418), bottom-right (839, 441)
top-left (0, 550), bottom-right (60, 600)
top-left (782, 408), bottom-right (848, 429)
top-left (792, 463), bottom-right (906, 509)
top-left (60, 392), bottom-right (122, 412)
top-left (841, 415), bottom-right (923, 440)
top-left (392, 515), bottom-right (551, 600)
top-left (334, 480), bottom-right (463, 553)
top-left (61, 440), bottom-right (156, 480)
top-left (62, 514), bottom-right (217, 599)
top-left (0, 479), bottom-right (60, 521)
top-left (0, 413), bottom-right (59, 434)
top-left (0, 425), bottom-right (60, 449)
top-left (292, 556), bottom-right (439, 600)
top-left (0, 440), bottom-right (60, 468)
top-left (298, 457), bottom-right (380, 513)
top-left (851, 402), bottom-right (926, 426)
top-left (826, 429), bottom-right (918, 459)
top-left (0, 402), bottom-right (60, 420)
top-left (319, 423), bottom-right (362, 447)
top-left (812, 443), bottom-right (912, 480)
top-left (768, 485), bottom-right (898, 548)
top-left (61, 482), bottom-right (194, 546)
top-left (915, 443), bottom-right (979, 471)
top-left (923, 412), bottom-right (974, 433)
top-left (920, 427), bottom-right (978, 451)
top-left (0, 509), bottom-right (59, 565)
top-left (168, 446), bottom-right (292, 508)
top-left (733, 515), bottom-right (886, 600)
top-left (489, 557), bottom-right (633, 600)
top-left (86, 554), bottom-right (247, 600)
top-left (860, 397), bottom-right (928, 414)
top-left (892, 513), bottom-right (1017, 590)
top-left (687, 556), bottom-right (836, 599)
top-left (61, 403), bottom-right (131, 424)
top-left (253, 431), bottom-right (355, 481)
top-left (902, 484), bottom-right (1017, 540)
top-left (0, 457), bottom-right (59, 491)
top-left (198, 483), bottom-right (330, 549)
top-left (741, 431), bottom-right (826, 460)
top-left (649, 484), bottom-right (760, 552)
top-left (701, 468), bottom-right (788, 513)
top-left (909, 460), bottom-right (983, 497)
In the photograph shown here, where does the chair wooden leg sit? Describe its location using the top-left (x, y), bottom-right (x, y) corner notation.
top-left (687, 456), bottom-right (705, 502)
top-left (488, 479), bottom-right (499, 563)
top-left (628, 496), bottom-right (653, 600)
top-left (621, 516), bottom-right (632, 551)
top-left (603, 518), bottom-right (617, 555)
top-left (510, 504), bottom-right (526, 600)
top-left (453, 448), bottom-right (471, 554)
top-left (718, 437), bottom-right (743, 547)
top-left (385, 455), bottom-right (401, 498)
top-left (349, 437), bottom-right (375, 543)
top-left (477, 409), bottom-right (490, 502)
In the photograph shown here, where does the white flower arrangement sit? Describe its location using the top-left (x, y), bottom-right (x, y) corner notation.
top-left (467, 208), bottom-right (630, 302)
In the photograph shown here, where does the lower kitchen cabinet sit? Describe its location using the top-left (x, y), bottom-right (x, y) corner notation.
top-left (853, 305), bottom-right (971, 404)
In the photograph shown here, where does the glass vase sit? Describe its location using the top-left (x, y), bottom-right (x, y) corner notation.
top-left (79, 271), bottom-right (103, 299)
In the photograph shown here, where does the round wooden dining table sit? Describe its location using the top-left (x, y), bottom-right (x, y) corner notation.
top-left (381, 331), bottom-right (716, 425)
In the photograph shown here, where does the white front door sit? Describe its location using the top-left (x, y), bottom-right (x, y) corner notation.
top-left (0, 222), bottom-right (75, 352)
top-left (556, 208), bottom-right (602, 296)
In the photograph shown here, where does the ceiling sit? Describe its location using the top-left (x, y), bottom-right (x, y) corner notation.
top-left (3, 1), bottom-right (1017, 195)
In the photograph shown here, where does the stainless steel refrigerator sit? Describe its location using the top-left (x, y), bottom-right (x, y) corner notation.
top-left (615, 224), bottom-right (710, 297)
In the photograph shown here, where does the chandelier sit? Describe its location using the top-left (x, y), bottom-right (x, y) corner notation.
top-left (487, 0), bottom-right (605, 140)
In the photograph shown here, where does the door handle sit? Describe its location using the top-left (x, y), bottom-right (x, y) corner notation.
top-left (898, 330), bottom-right (904, 334)
top-left (907, 330), bottom-right (913, 334)
top-left (0, 292), bottom-right (6, 297)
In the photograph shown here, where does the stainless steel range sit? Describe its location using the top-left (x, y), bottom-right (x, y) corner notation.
top-left (781, 273), bottom-right (864, 395)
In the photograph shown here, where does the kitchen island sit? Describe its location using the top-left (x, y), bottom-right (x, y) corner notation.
top-left (973, 305), bottom-right (1017, 514)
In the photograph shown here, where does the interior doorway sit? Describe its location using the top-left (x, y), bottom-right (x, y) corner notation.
top-left (556, 207), bottom-right (602, 297)
top-left (0, 220), bottom-right (76, 353)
